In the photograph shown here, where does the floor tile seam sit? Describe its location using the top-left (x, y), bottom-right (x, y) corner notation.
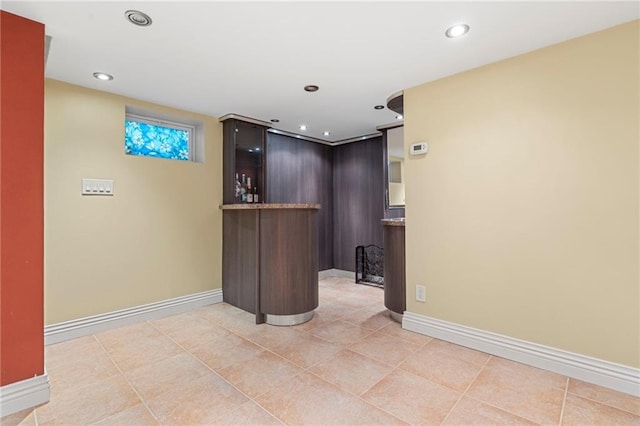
top-left (460, 394), bottom-right (545, 425)
top-left (346, 332), bottom-right (426, 369)
top-left (377, 326), bottom-right (433, 347)
top-left (356, 362), bottom-right (445, 425)
top-left (479, 361), bottom-right (569, 393)
top-left (305, 327), bottom-right (356, 346)
top-left (557, 377), bottom-right (570, 426)
top-left (205, 339), bottom-right (310, 398)
top-left (44, 336), bottom-right (129, 398)
top-left (152, 323), bottom-right (260, 387)
top-left (564, 379), bottom-right (640, 414)
top-left (91, 332), bottom-right (163, 426)
top-left (418, 342), bottom-right (492, 367)
top-left (229, 400), bottom-right (287, 426)
top-left (355, 354), bottom-right (409, 399)
top-left (341, 317), bottom-right (391, 333)
top-left (563, 392), bottom-right (640, 418)
top-left (464, 356), bottom-right (567, 424)
top-left (438, 354), bottom-right (494, 425)
top-left (465, 382), bottom-right (567, 425)
top-left (171, 342), bottom-right (275, 418)
top-left (246, 392), bottom-right (293, 426)
top-left (297, 368), bottom-right (409, 425)
top-left (32, 406), bottom-right (39, 426)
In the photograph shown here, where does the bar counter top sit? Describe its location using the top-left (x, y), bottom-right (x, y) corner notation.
top-left (221, 203), bottom-right (320, 210)
top-left (381, 218), bottom-right (406, 227)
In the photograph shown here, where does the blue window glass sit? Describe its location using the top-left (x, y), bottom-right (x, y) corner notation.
top-left (125, 119), bottom-right (190, 161)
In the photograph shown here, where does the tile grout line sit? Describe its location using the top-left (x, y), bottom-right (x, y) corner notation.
top-left (90, 328), bottom-right (163, 425)
top-left (558, 377), bottom-right (570, 425)
top-left (294, 338), bottom-right (410, 424)
top-left (149, 318), bottom-right (293, 425)
top-left (193, 286), bottom-right (405, 424)
top-left (460, 361), bottom-right (569, 425)
top-left (345, 334), bottom-right (435, 422)
top-left (562, 388), bottom-right (640, 417)
top-left (438, 354), bottom-right (493, 425)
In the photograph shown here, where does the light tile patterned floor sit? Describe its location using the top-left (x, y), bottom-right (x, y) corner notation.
top-left (3, 277), bottom-right (639, 425)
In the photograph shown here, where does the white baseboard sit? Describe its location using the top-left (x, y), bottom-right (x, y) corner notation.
top-left (45, 289), bottom-right (223, 345)
top-left (319, 268), bottom-right (354, 280)
top-left (0, 374), bottom-right (50, 418)
top-left (403, 311), bottom-right (640, 397)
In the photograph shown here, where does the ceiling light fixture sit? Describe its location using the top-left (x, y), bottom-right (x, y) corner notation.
top-left (270, 119), bottom-right (280, 123)
top-left (93, 72), bottom-right (113, 81)
top-left (396, 114), bottom-right (403, 120)
top-left (323, 131), bottom-right (330, 136)
top-left (374, 105), bottom-right (384, 110)
top-left (445, 23), bottom-right (470, 38)
top-left (304, 85), bottom-right (319, 92)
top-left (125, 10), bottom-right (153, 27)
top-left (299, 125), bottom-right (307, 131)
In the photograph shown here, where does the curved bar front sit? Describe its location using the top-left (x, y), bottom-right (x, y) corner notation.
top-left (221, 204), bottom-right (320, 326)
top-left (382, 218), bottom-right (406, 323)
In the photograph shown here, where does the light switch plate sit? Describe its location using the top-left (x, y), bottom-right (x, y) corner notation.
top-left (82, 178), bottom-right (114, 196)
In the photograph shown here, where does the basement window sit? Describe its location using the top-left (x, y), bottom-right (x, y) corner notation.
top-left (124, 106), bottom-right (204, 162)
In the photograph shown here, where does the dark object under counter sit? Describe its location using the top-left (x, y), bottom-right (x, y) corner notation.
top-left (382, 218), bottom-right (405, 322)
top-left (221, 203), bottom-right (320, 325)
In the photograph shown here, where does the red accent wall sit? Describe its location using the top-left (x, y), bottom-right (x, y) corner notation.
top-left (0, 11), bottom-right (45, 386)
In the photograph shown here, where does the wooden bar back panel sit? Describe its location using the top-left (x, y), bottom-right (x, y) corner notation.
top-left (222, 209), bottom-right (259, 313)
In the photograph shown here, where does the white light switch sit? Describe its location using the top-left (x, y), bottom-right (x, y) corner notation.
top-left (82, 179), bottom-right (114, 196)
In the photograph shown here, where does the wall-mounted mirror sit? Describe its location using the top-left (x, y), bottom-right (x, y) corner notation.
top-left (386, 126), bottom-right (405, 208)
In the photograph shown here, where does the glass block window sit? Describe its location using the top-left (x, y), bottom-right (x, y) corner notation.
top-left (125, 113), bottom-right (194, 161)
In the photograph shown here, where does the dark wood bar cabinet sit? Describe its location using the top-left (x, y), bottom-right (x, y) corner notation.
top-left (382, 218), bottom-right (406, 322)
top-left (222, 203), bottom-right (320, 326)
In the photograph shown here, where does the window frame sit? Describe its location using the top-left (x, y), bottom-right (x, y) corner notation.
top-left (125, 112), bottom-right (196, 162)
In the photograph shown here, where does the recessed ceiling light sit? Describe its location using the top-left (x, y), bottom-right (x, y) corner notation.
top-left (374, 105), bottom-right (384, 110)
top-left (323, 131), bottom-right (330, 136)
top-left (299, 125), bottom-right (307, 131)
top-left (304, 85), bottom-right (319, 92)
top-left (270, 119), bottom-right (280, 123)
top-left (255, 147), bottom-right (261, 151)
top-left (93, 72), bottom-right (113, 81)
top-left (249, 149), bottom-right (254, 152)
top-left (396, 114), bottom-right (403, 120)
top-left (125, 10), bottom-right (152, 27)
top-left (445, 23), bottom-right (470, 38)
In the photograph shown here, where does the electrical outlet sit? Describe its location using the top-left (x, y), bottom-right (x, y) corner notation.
top-left (416, 285), bottom-right (426, 302)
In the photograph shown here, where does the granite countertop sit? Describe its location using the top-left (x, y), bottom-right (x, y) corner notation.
top-left (220, 203), bottom-right (321, 210)
top-left (381, 218), bottom-right (406, 226)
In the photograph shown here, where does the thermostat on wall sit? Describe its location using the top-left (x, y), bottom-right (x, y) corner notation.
top-left (409, 142), bottom-right (428, 155)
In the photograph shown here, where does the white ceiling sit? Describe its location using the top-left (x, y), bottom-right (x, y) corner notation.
top-left (3, 1), bottom-right (638, 142)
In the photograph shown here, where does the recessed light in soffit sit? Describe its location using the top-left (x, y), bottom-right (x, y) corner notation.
top-left (374, 105), bottom-right (384, 110)
top-left (304, 85), bottom-right (319, 92)
top-left (93, 72), bottom-right (113, 81)
top-left (445, 23), bottom-right (470, 38)
top-left (125, 10), bottom-right (153, 27)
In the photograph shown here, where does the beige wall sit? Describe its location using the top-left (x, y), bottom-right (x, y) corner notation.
top-left (45, 80), bottom-right (223, 324)
top-left (404, 21), bottom-right (639, 367)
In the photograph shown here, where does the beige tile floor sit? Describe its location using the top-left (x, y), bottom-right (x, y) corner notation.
top-left (3, 277), bottom-right (639, 425)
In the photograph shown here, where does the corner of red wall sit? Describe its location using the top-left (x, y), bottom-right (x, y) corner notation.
top-left (0, 10), bottom-right (45, 387)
